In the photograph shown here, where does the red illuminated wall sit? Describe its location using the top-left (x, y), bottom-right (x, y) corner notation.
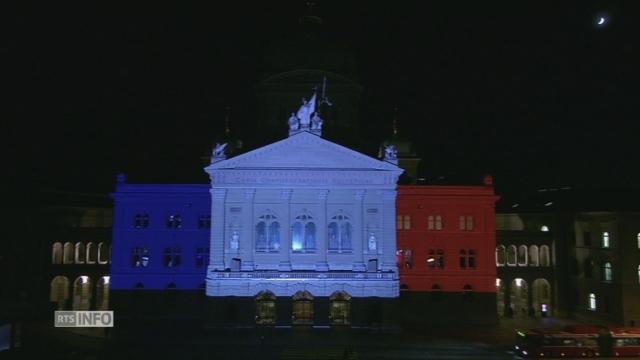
top-left (396, 185), bottom-right (498, 293)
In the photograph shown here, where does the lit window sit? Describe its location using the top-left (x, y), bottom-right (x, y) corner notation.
top-left (540, 225), bottom-right (549, 232)
top-left (602, 232), bottom-right (610, 248)
top-left (255, 212), bottom-right (280, 252)
top-left (52, 243), bottom-right (63, 264)
top-left (506, 245), bottom-right (517, 266)
top-left (588, 293), bottom-right (597, 311)
top-left (517, 245), bottom-right (528, 266)
top-left (637, 233), bottom-right (640, 249)
top-left (292, 213), bottom-right (316, 252)
top-left (403, 215), bottom-right (411, 230)
top-left (435, 215), bottom-right (443, 230)
top-left (256, 291), bottom-right (277, 325)
top-left (459, 216), bottom-right (474, 231)
top-left (427, 249), bottom-right (445, 269)
top-left (74, 243), bottom-right (86, 264)
top-left (131, 247), bottom-right (149, 267)
top-left (163, 247), bottom-right (181, 267)
top-left (63, 242), bottom-right (74, 264)
top-left (427, 216), bottom-right (434, 230)
top-left (496, 278), bottom-right (501, 287)
top-left (539, 245), bottom-right (550, 266)
top-left (166, 214), bottom-right (182, 229)
top-left (396, 215), bottom-right (403, 230)
top-left (495, 245), bottom-right (506, 266)
top-left (602, 262), bottom-right (613, 282)
top-left (328, 213), bottom-right (352, 252)
top-left (459, 216), bottom-right (466, 231)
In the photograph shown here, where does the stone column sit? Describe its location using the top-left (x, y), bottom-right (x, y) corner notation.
top-left (315, 190), bottom-right (329, 271)
top-left (381, 189), bottom-right (397, 272)
top-left (352, 190), bottom-right (366, 271)
top-left (209, 188), bottom-right (227, 271)
top-left (278, 189), bottom-right (292, 271)
top-left (241, 189), bottom-right (255, 271)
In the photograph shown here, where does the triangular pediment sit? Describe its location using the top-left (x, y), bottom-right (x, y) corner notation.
top-left (206, 131), bottom-right (401, 173)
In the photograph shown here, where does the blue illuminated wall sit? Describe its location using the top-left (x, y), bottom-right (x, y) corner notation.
top-left (110, 178), bottom-right (210, 290)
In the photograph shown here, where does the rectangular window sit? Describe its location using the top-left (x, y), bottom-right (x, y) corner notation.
top-left (602, 232), bottom-right (610, 248)
top-left (396, 215), bottom-right (403, 230)
top-left (428, 216), bottom-right (434, 230)
top-left (435, 216), bottom-right (443, 230)
top-left (466, 216), bottom-right (474, 231)
top-left (403, 215), bottom-right (411, 230)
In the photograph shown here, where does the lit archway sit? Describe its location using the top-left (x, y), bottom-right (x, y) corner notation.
top-left (506, 245), bottom-right (517, 266)
top-left (329, 291), bottom-right (351, 325)
top-left (495, 245), bottom-right (505, 266)
top-left (532, 278), bottom-right (551, 316)
top-left (496, 278), bottom-right (505, 316)
top-left (510, 278), bottom-right (528, 317)
top-left (72, 276), bottom-right (92, 310)
top-left (86, 242), bottom-right (97, 264)
top-left (96, 276), bottom-right (110, 310)
top-left (517, 245), bottom-right (528, 266)
top-left (52, 243), bottom-right (62, 264)
top-left (539, 245), bottom-right (550, 266)
top-left (74, 242), bottom-right (85, 264)
top-left (98, 242), bottom-right (109, 264)
top-left (50, 276), bottom-right (69, 310)
top-left (529, 245), bottom-right (539, 267)
top-left (63, 242), bottom-right (74, 264)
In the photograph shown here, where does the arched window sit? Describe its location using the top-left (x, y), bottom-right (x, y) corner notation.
top-left (255, 290), bottom-right (277, 325)
top-left (517, 245), bottom-right (528, 266)
top-left (52, 243), bottom-right (63, 264)
top-left (74, 243), bottom-right (86, 264)
top-left (72, 276), bottom-right (92, 310)
top-left (602, 262), bottom-right (613, 282)
top-left (328, 213), bottom-right (352, 252)
top-left (96, 276), bottom-right (110, 310)
top-left (584, 259), bottom-right (594, 278)
top-left (329, 291), bottom-right (351, 325)
top-left (539, 245), bottom-right (550, 266)
top-left (292, 213), bottom-right (316, 252)
top-left (86, 242), bottom-right (97, 264)
top-left (496, 245), bottom-right (506, 266)
top-left (506, 245), bottom-right (517, 266)
top-left (292, 291), bottom-right (314, 325)
top-left (164, 247), bottom-right (181, 267)
top-left (50, 276), bottom-right (70, 310)
top-left (256, 212), bottom-right (280, 252)
top-left (63, 242), bottom-right (74, 264)
top-left (97, 242), bottom-right (109, 264)
top-left (602, 231), bottom-right (610, 248)
top-left (529, 245), bottom-right (539, 267)
top-left (588, 293), bottom-right (597, 311)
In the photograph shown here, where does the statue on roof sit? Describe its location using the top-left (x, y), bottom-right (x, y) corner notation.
top-left (383, 144), bottom-right (398, 161)
top-left (288, 112), bottom-right (299, 131)
top-left (311, 112), bottom-right (323, 131)
top-left (296, 92), bottom-right (317, 129)
top-left (212, 142), bottom-right (228, 161)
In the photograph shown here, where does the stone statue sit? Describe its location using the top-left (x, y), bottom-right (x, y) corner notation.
top-left (368, 233), bottom-right (377, 252)
top-left (311, 112), bottom-right (323, 130)
top-left (288, 112), bottom-right (299, 131)
top-left (384, 144), bottom-right (398, 160)
top-left (213, 143), bottom-right (227, 158)
top-left (230, 230), bottom-right (239, 251)
top-left (296, 92), bottom-right (317, 129)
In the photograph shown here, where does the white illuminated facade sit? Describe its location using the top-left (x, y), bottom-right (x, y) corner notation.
top-left (204, 111), bottom-right (403, 298)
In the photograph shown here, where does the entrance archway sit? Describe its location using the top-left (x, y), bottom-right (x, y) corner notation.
top-left (510, 278), bottom-right (528, 317)
top-left (50, 276), bottom-right (69, 310)
top-left (532, 278), bottom-right (551, 316)
top-left (72, 276), bottom-right (92, 310)
top-left (255, 290), bottom-right (276, 325)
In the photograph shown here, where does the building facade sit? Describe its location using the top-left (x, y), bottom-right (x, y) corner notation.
top-left (395, 183), bottom-right (498, 324)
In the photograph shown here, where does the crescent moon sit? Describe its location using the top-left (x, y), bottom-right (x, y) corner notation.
top-left (597, 17), bottom-right (605, 25)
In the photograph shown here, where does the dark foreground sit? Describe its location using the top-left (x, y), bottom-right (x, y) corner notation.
top-left (4, 317), bottom-right (587, 359)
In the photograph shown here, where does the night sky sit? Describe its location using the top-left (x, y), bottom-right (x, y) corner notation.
top-left (7, 1), bottom-right (639, 199)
